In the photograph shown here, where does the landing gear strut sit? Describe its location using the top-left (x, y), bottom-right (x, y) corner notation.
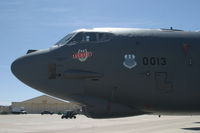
top-left (61, 111), bottom-right (77, 119)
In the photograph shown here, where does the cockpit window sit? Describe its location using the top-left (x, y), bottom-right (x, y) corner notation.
top-left (97, 33), bottom-right (111, 42)
top-left (54, 33), bottom-right (76, 46)
top-left (67, 32), bottom-right (84, 45)
top-left (56, 31), bottom-right (113, 46)
top-left (84, 32), bottom-right (97, 42)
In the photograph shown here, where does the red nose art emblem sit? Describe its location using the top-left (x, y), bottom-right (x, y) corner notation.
top-left (73, 49), bottom-right (93, 62)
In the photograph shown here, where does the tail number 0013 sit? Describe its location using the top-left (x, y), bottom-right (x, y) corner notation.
top-left (142, 57), bottom-right (167, 66)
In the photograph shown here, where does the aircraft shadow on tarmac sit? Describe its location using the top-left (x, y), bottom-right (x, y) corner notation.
top-left (182, 122), bottom-right (200, 131)
top-left (182, 127), bottom-right (200, 131)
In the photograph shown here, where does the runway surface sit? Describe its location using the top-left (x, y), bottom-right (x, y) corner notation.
top-left (0, 114), bottom-right (200, 133)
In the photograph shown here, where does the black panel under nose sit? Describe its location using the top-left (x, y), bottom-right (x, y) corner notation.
top-left (48, 64), bottom-right (57, 79)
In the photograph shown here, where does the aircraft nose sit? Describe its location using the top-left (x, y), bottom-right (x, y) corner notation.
top-left (11, 56), bottom-right (32, 82)
top-left (11, 57), bottom-right (22, 78)
top-left (11, 49), bottom-right (51, 92)
top-left (11, 51), bottom-right (48, 88)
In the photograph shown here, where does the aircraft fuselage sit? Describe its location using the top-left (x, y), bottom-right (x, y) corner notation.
top-left (11, 28), bottom-right (200, 118)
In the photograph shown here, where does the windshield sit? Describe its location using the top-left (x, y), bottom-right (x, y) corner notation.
top-left (67, 32), bottom-right (84, 45)
top-left (54, 31), bottom-right (113, 46)
top-left (54, 32), bottom-right (76, 46)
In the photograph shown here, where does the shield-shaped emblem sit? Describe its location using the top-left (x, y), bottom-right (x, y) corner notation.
top-left (123, 54), bottom-right (137, 69)
top-left (78, 49), bottom-right (88, 62)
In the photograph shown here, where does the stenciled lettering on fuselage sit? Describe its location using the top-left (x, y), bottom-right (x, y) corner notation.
top-left (142, 57), bottom-right (167, 66)
top-left (123, 54), bottom-right (137, 69)
top-left (73, 49), bottom-right (93, 62)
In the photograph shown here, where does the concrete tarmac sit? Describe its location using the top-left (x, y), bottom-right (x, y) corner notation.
top-left (0, 114), bottom-right (200, 133)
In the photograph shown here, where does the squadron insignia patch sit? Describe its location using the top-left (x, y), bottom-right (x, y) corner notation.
top-left (123, 54), bottom-right (137, 69)
top-left (73, 49), bottom-right (93, 62)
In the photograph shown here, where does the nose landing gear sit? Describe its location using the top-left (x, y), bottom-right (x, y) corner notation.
top-left (61, 111), bottom-right (77, 119)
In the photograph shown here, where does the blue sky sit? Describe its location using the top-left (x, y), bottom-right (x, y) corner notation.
top-left (1, 0), bottom-right (200, 105)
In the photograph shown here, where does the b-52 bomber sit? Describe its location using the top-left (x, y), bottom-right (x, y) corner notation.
top-left (11, 28), bottom-right (200, 118)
